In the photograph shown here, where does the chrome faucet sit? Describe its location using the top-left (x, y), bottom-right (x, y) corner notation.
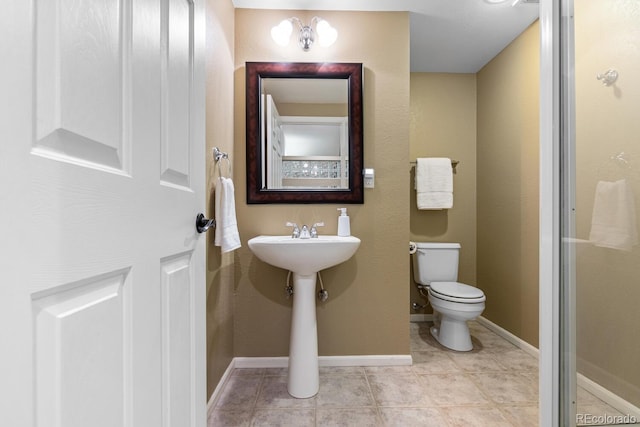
top-left (286, 221), bottom-right (324, 238)
top-left (299, 225), bottom-right (311, 239)
top-left (286, 222), bottom-right (300, 239)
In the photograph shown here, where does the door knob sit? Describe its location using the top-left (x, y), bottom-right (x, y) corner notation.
top-left (196, 213), bottom-right (215, 233)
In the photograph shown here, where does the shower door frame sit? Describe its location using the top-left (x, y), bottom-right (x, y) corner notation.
top-left (540, 0), bottom-right (579, 425)
top-left (539, 0), bottom-right (565, 425)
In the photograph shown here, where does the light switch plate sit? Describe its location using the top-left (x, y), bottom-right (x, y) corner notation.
top-left (363, 168), bottom-right (375, 188)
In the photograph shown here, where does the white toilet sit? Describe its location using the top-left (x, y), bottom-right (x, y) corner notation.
top-left (412, 242), bottom-right (486, 351)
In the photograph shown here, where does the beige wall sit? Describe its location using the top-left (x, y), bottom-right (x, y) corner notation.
top-left (205, 0), bottom-right (235, 397)
top-left (574, 1), bottom-right (640, 406)
top-left (233, 10), bottom-right (410, 357)
top-left (476, 21), bottom-right (540, 347)
top-left (409, 73), bottom-right (477, 312)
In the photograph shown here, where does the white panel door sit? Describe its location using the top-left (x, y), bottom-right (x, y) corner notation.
top-left (266, 94), bottom-right (284, 189)
top-left (0, 1), bottom-right (206, 426)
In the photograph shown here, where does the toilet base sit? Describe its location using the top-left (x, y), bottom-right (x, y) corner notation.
top-left (430, 318), bottom-right (473, 352)
top-left (428, 295), bottom-right (484, 352)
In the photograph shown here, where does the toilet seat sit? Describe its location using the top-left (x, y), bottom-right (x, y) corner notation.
top-left (429, 281), bottom-right (486, 304)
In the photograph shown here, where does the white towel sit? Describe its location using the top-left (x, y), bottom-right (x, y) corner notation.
top-left (415, 157), bottom-right (453, 210)
top-left (589, 179), bottom-right (638, 251)
top-left (214, 177), bottom-right (241, 253)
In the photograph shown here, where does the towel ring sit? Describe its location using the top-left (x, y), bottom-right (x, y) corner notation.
top-left (213, 147), bottom-right (231, 177)
top-left (218, 157), bottom-right (232, 177)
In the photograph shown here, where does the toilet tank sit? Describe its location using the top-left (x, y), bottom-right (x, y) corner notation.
top-left (412, 242), bottom-right (461, 284)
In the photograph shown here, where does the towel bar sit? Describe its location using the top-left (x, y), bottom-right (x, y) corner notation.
top-left (410, 159), bottom-right (459, 170)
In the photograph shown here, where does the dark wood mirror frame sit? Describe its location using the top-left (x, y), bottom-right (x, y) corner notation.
top-left (246, 62), bottom-right (364, 204)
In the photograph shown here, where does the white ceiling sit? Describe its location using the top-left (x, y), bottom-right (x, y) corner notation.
top-left (232, 0), bottom-right (539, 73)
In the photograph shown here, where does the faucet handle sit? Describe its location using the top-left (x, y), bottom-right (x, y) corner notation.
top-left (310, 222), bottom-right (324, 238)
top-left (286, 222), bottom-right (300, 238)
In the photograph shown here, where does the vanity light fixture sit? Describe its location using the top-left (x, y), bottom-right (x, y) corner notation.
top-left (271, 17), bottom-right (338, 51)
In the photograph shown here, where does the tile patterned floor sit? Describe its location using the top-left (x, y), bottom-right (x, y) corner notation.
top-left (208, 321), bottom-right (626, 426)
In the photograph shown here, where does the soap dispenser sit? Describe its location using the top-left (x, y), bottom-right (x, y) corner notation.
top-left (337, 208), bottom-right (351, 237)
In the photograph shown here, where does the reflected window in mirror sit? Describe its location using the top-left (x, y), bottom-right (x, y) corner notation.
top-left (246, 62), bottom-right (363, 204)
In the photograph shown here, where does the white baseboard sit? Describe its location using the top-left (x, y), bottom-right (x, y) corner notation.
top-left (319, 355), bottom-right (413, 366)
top-left (475, 316), bottom-right (539, 358)
top-left (234, 354), bottom-right (413, 369)
top-left (206, 359), bottom-right (236, 418)
top-left (233, 357), bottom-right (288, 369)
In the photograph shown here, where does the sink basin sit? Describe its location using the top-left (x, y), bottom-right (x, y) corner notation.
top-left (247, 234), bottom-right (361, 399)
top-left (248, 235), bottom-right (361, 276)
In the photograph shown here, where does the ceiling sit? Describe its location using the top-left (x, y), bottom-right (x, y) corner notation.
top-left (232, 0), bottom-right (539, 73)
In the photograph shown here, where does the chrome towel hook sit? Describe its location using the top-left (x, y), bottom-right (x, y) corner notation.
top-left (596, 69), bottom-right (618, 86)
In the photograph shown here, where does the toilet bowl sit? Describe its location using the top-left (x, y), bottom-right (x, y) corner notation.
top-left (427, 281), bottom-right (485, 351)
top-left (412, 243), bottom-right (486, 351)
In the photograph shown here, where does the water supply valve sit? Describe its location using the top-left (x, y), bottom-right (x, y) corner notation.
top-left (318, 289), bottom-right (329, 302)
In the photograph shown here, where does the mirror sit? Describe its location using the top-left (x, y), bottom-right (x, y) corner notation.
top-left (246, 62), bottom-right (363, 204)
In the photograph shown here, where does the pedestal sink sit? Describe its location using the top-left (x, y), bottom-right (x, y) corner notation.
top-left (247, 235), bottom-right (360, 398)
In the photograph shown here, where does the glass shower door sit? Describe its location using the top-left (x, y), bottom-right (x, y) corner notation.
top-left (561, 1), bottom-right (640, 425)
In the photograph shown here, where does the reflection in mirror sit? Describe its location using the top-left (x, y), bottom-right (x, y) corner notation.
top-left (246, 62), bottom-right (363, 204)
top-left (263, 78), bottom-right (349, 189)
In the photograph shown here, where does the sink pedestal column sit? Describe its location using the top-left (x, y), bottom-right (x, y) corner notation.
top-left (288, 273), bottom-right (319, 398)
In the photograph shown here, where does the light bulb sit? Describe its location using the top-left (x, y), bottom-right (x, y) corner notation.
top-left (271, 19), bottom-right (293, 46)
top-left (315, 19), bottom-right (337, 47)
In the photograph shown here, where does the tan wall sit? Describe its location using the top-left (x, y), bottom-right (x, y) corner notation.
top-left (573, 1), bottom-right (640, 406)
top-left (476, 21), bottom-right (540, 347)
top-left (205, 0), bottom-right (236, 397)
top-left (233, 10), bottom-right (410, 357)
top-left (409, 73), bottom-right (477, 313)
